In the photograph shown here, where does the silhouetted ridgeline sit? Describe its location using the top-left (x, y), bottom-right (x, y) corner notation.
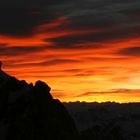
top-left (0, 64), bottom-right (140, 140)
top-left (0, 67), bottom-right (79, 140)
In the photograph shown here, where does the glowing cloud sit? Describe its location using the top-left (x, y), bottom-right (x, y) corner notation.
top-left (0, 0), bottom-right (140, 103)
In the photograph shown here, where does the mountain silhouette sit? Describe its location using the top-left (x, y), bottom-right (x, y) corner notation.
top-left (1, 62), bottom-right (138, 140)
top-left (64, 102), bottom-right (140, 140)
top-left (0, 62), bottom-right (79, 140)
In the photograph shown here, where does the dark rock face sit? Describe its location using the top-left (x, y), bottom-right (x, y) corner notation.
top-left (0, 70), bottom-right (79, 140)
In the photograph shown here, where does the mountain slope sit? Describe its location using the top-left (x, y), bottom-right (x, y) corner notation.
top-left (0, 67), bottom-right (79, 140)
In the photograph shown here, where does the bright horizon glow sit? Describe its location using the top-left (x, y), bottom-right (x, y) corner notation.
top-left (0, 0), bottom-right (140, 103)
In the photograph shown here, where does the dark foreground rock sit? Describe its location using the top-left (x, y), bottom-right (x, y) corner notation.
top-left (0, 69), bottom-right (79, 140)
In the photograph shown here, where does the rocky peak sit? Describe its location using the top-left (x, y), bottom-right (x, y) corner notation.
top-left (0, 62), bottom-right (79, 140)
top-left (34, 80), bottom-right (51, 92)
top-left (0, 62), bottom-right (12, 84)
top-left (31, 80), bottom-right (53, 100)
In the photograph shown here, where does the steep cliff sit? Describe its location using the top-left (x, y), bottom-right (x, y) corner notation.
top-left (0, 66), bottom-right (79, 140)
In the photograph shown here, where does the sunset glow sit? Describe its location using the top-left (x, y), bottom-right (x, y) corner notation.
top-left (0, 0), bottom-right (140, 103)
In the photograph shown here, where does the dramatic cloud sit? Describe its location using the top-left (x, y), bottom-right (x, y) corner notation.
top-left (79, 89), bottom-right (140, 96)
top-left (0, 0), bottom-right (65, 36)
top-left (0, 0), bottom-right (140, 103)
top-left (0, 46), bottom-right (47, 56)
top-left (118, 47), bottom-right (140, 56)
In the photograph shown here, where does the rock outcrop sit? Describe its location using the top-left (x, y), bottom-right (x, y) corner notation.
top-left (0, 64), bottom-right (79, 140)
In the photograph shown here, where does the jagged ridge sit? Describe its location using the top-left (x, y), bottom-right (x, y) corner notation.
top-left (0, 64), bottom-right (79, 140)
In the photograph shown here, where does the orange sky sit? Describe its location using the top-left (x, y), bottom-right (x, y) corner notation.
top-left (0, 0), bottom-right (140, 103)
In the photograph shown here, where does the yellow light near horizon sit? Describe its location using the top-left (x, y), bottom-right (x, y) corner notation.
top-left (1, 21), bottom-right (140, 103)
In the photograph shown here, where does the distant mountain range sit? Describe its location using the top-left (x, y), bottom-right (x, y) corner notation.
top-left (64, 102), bottom-right (140, 140)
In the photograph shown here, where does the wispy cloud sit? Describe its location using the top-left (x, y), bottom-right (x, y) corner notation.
top-left (0, 0), bottom-right (140, 102)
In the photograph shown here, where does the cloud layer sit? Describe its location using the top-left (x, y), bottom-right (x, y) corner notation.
top-left (0, 0), bottom-right (140, 102)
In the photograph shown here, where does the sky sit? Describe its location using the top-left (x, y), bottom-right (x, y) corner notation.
top-left (0, 0), bottom-right (140, 103)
